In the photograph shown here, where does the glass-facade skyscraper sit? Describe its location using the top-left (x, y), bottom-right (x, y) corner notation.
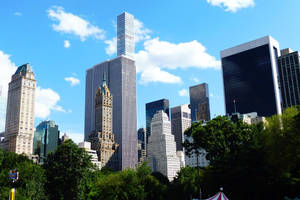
top-left (85, 12), bottom-right (137, 170)
top-left (145, 99), bottom-right (169, 144)
top-left (221, 36), bottom-right (282, 117)
top-left (189, 83), bottom-right (210, 122)
top-left (33, 120), bottom-right (60, 163)
top-left (117, 12), bottom-right (134, 58)
top-left (278, 48), bottom-right (300, 109)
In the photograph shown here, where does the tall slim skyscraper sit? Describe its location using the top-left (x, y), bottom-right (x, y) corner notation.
top-left (278, 48), bottom-right (300, 109)
top-left (4, 64), bottom-right (36, 155)
top-left (221, 36), bottom-right (282, 116)
top-left (85, 12), bottom-right (137, 170)
top-left (145, 99), bottom-right (169, 144)
top-left (171, 104), bottom-right (191, 151)
top-left (89, 77), bottom-right (118, 170)
top-left (189, 83), bottom-right (210, 122)
top-left (33, 120), bottom-right (60, 163)
top-left (147, 110), bottom-right (181, 181)
top-left (117, 12), bottom-right (134, 58)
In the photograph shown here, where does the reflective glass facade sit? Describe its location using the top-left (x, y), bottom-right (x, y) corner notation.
top-left (222, 44), bottom-right (279, 116)
top-left (145, 99), bottom-right (169, 144)
top-left (189, 83), bottom-right (210, 122)
top-left (278, 50), bottom-right (300, 109)
top-left (33, 120), bottom-right (59, 163)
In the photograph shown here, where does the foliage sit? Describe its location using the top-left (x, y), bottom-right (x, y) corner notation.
top-left (43, 139), bottom-right (94, 200)
top-left (0, 149), bottom-right (47, 200)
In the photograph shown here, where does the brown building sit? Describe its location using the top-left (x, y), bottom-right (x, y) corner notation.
top-left (89, 75), bottom-right (118, 170)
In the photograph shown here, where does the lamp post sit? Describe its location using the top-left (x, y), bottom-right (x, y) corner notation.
top-left (8, 169), bottom-right (19, 200)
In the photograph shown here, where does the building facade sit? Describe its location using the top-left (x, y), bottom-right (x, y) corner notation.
top-left (85, 12), bottom-right (137, 170)
top-left (117, 12), bottom-right (134, 58)
top-left (88, 77), bottom-right (118, 170)
top-left (145, 99), bottom-right (169, 144)
top-left (278, 48), bottom-right (300, 109)
top-left (171, 104), bottom-right (191, 152)
top-left (221, 36), bottom-right (282, 117)
top-left (3, 64), bottom-right (36, 155)
top-left (147, 110), bottom-right (181, 181)
top-left (33, 120), bottom-right (60, 163)
top-left (78, 141), bottom-right (101, 169)
top-left (137, 128), bottom-right (146, 164)
top-left (189, 83), bottom-right (210, 122)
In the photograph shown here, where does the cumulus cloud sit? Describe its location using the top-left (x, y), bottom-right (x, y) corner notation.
top-left (206, 0), bottom-right (255, 12)
top-left (178, 89), bottom-right (189, 97)
top-left (64, 77), bottom-right (80, 86)
top-left (0, 51), bottom-right (17, 99)
top-left (47, 6), bottom-right (105, 41)
top-left (135, 37), bottom-right (220, 84)
top-left (35, 87), bottom-right (67, 118)
top-left (64, 40), bottom-right (71, 48)
top-left (104, 37), bottom-right (117, 56)
top-left (191, 77), bottom-right (200, 83)
top-left (134, 19), bottom-right (151, 43)
top-left (63, 132), bottom-right (84, 144)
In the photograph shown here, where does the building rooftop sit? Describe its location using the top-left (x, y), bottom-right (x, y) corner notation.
top-left (14, 63), bottom-right (32, 75)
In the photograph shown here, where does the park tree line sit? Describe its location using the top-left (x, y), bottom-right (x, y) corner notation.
top-left (0, 106), bottom-right (299, 200)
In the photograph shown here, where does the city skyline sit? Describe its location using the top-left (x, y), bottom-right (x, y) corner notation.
top-left (1, 0), bottom-right (300, 143)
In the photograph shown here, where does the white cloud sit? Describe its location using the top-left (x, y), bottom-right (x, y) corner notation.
top-left (64, 40), bottom-right (71, 48)
top-left (191, 77), bottom-right (200, 83)
top-left (135, 37), bottom-right (220, 84)
top-left (63, 132), bottom-right (84, 144)
top-left (206, 0), bottom-right (255, 12)
top-left (134, 19), bottom-right (151, 43)
top-left (64, 77), bottom-right (80, 86)
top-left (0, 51), bottom-right (17, 99)
top-left (178, 89), bottom-right (189, 97)
top-left (104, 37), bottom-right (117, 56)
top-left (47, 6), bottom-right (105, 41)
top-left (14, 12), bottom-right (22, 16)
top-left (35, 87), bottom-right (66, 118)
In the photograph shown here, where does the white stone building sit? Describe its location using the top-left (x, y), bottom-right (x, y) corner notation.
top-left (78, 141), bottom-right (101, 169)
top-left (2, 64), bottom-right (36, 155)
top-left (147, 110), bottom-right (181, 181)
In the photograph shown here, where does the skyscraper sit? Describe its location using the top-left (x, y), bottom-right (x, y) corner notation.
top-left (33, 120), bottom-right (60, 163)
top-left (85, 12), bottom-right (137, 170)
top-left (117, 12), bottom-right (135, 58)
top-left (278, 48), bottom-right (300, 109)
top-left (221, 36), bottom-right (282, 116)
top-left (145, 99), bottom-right (169, 144)
top-left (88, 77), bottom-right (118, 170)
top-left (4, 63), bottom-right (36, 155)
top-left (137, 128), bottom-right (146, 164)
top-left (189, 83), bottom-right (210, 122)
top-left (147, 110), bottom-right (181, 181)
top-left (171, 104), bottom-right (191, 151)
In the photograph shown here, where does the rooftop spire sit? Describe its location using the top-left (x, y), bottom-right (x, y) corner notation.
top-left (102, 73), bottom-right (107, 87)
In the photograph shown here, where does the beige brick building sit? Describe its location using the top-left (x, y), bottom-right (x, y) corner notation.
top-left (3, 63), bottom-right (36, 155)
top-left (89, 75), bottom-right (118, 170)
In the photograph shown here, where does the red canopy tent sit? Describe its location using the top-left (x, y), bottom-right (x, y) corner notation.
top-left (206, 192), bottom-right (229, 200)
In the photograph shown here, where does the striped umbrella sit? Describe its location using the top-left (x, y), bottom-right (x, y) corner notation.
top-left (206, 192), bottom-right (229, 200)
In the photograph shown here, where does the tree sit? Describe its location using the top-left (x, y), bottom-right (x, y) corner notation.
top-left (44, 139), bottom-right (94, 200)
top-left (0, 149), bottom-right (47, 200)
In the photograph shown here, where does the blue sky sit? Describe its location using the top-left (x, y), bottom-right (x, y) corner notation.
top-left (1, 0), bottom-right (299, 143)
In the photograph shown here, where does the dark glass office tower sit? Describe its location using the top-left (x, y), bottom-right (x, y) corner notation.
top-left (33, 120), bottom-right (60, 163)
top-left (145, 99), bottom-right (169, 144)
top-left (278, 48), bottom-right (300, 109)
top-left (221, 36), bottom-right (282, 117)
top-left (189, 83), bottom-right (210, 122)
top-left (85, 12), bottom-right (137, 170)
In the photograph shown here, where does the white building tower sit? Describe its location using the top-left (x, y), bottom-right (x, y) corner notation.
top-left (147, 110), bottom-right (181, 181)
top-left (4, 63), bottom-right (36, 155)
top-left (117, 12), bottom-right (134, 58)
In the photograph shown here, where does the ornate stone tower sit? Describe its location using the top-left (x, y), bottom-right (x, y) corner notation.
top-left (89, 74), bottom-right (118, 170)
top-left (3, 63), bottom-right (36, 155)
